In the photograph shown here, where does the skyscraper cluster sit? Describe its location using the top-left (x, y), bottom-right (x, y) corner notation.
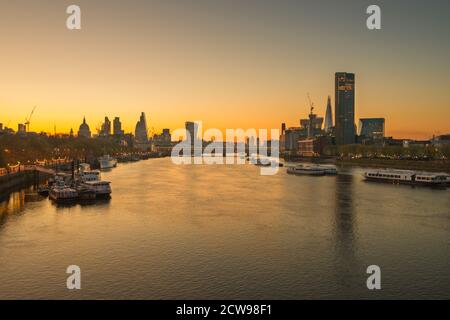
top-left (280, 72), bottom-right (387, 156)
top-left (76, 113), bottom-right (148, 146)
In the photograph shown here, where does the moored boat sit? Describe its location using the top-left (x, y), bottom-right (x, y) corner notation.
top-left (75, 184), bottom-right (97, 200)
top-left (130, 154), bottom-right (141, 162)
top-left (83, 180), bottom-right (112, 198)
top-left (98, 155), bottom-right (118, 169)
top-left (363, 169), bottom-right (449, 186)
top-left (250, 156), bottom-right (283, 167)
top-left (77, 163), bottom-right (112, 198)
top-left (287, 164), bottom-right (326, 176)
top-left (37, 185), bottom-right (50, 197)
top-left (49, 180), bottom-right (78, 203)
top-left (319, 164), bottom-right (338, 175)
top-left (287, 164), bottom-right (338, 176)
top-left (78, 163), bottom-right (102, 182)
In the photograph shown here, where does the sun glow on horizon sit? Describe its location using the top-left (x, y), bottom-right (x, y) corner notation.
top-left (1, 1), bottom-right (449, 141)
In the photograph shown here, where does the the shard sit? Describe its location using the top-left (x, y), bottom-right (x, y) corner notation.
top-left (324, 95), bottom-right (333, 133)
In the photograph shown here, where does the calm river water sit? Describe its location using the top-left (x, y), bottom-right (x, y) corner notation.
top-left (0, 158), bottom-right (449, 299)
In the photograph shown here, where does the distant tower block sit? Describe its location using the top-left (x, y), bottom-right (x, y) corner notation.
top-left (335, 72), bottom-right (355, 145)
top-left (324, 96), bottom-right (333, 133)
top-left (135, 112), bottom-right (149, 143)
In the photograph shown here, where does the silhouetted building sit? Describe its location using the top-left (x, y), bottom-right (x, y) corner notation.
top-left (78, 117), bottom-right (91, 138)
top-left (134, 113), bottom-right (149, 150)
top-left (153, 129), bottom-right (171, 145)
top-left (113, 117), bottom-right (124, 137)
top-left (383, 137), bottom-right (403, 146)
top-left (162, 128), bottom-right (171, 142)
top-left (403, 139), bottom-right (429, 148)
top-left (100, 116), bottom-right (111, 137)
top-left (152, 129), bottom-right (172, 152)
top-left (335, 72), bottom-right (355, 145)
top-left (324, 96), bottom-right (333, 133)
top-left (358, 118), bottom-right (385, 140)
top-left (282, 127), bottom-right (307, 151)
top-left (123, 133), bottom-right (134, 147)
top-left (17, 123), bottom-right (26, 134)
top-left (185, 121), bottom-right (199, 144)
top-left (301, 115), bottom-right (323, 138)
top-left (298, 136), bottom-right (331, 157)
top-left (135, 112), bottom-right (149, 144)
top-left (431, 134), bottom-right (450, 147)
top-left (0, 123), bottom-right (15, 135)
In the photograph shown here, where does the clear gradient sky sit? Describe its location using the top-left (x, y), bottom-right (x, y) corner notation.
top-left (1, 0), bottom-right (449, 139)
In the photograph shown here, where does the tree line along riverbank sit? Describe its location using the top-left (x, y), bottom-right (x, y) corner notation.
top-left (0, 134), bottom-right (133, 168)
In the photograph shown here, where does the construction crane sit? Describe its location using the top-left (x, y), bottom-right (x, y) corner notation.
top-left (307, 93), bottom-right (314, 115)
top-left (25, 106), bottom-right (37, 132)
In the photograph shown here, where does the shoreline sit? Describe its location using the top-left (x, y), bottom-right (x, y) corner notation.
top-left (0, 171), bottom-right (51, 198)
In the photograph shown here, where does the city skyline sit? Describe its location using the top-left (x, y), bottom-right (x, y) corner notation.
top-left (1, 0), bottom-right (450, 139)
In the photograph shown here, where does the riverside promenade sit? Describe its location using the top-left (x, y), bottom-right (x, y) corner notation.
top-left (0, 165), bottom-right (56, 195)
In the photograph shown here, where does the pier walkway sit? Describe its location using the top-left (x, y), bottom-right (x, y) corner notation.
top-left (22, 165), bottom-right (56, 175)
top-left (0, 165), bottom-right (58, 194)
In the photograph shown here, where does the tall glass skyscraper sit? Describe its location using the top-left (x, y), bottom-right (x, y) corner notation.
top-left (324, 95), bottom-right (333, 133)
top-left (335, 72), bottom-right (355, 145)
top-left (135, 112), bottom-right (149, 143)
top-left (358, 118), bottom-right (385, 139)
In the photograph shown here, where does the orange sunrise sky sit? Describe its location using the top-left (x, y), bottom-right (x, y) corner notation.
top-left (0, 0), bottom-right (449, 140)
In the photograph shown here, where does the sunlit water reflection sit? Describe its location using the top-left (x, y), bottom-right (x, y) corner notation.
top-left (0, 158), bottom-right (449, 299)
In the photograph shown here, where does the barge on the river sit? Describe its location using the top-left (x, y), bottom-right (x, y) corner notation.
top-left (363, 169), bottom-right (449, 186)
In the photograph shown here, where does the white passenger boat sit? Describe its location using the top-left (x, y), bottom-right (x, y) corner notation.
top-left (83, 180), bottom-right (112, 198)
top-left (250, 156), bottom-right (283, 167)
top-left (78, 163), bottom-right (112, 198)
top-left (287, 164), bottom-right (337, 176)
top-left (98, 155), bottom-right (118, 169)
top-left (363, 169), bottom-right (449, 186)
top-left (318, 164), bottom-right (338, 175)
top-left (78, 163), bottom-right (102, 182)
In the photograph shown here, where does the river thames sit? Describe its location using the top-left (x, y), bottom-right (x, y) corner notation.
top-left (0, 158), bottom-right (449, 299)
